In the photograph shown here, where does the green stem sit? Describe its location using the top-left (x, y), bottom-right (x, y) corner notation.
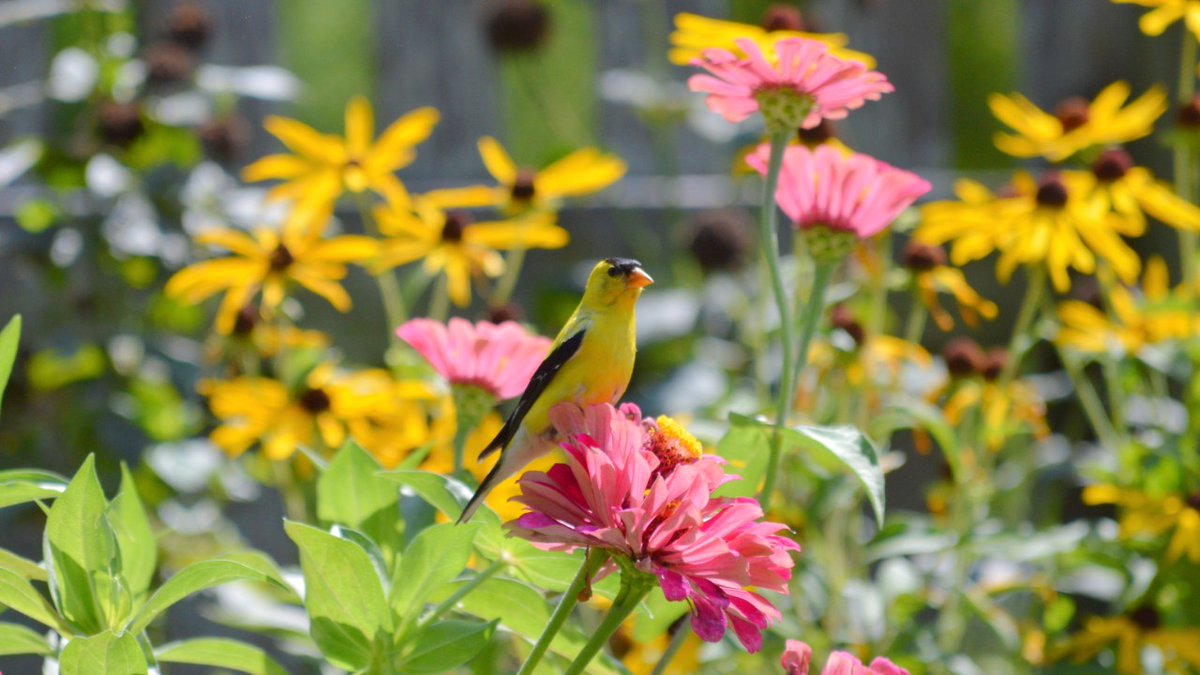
top-left (903, 282), bottom-right (929, 344)
top-left (757, 130), bottom-right (796, 507)
top-left (1040, 289), bottom-right (1122, 449)
top-left (422, 560), bottom-right (505, 627)
top-left (1177, 32), bottom-right (1198, 290)
top-left (490, 245), bottom-right (528, 308)
top-left (648, 618), bottom-right (691, 675)
top-left (789, 261), bottom-right (835, 411)
top-left (429, 274), bottom-right (450, 322)
top-left (517, 550), bottom-right (608, 675)
top-left (271, 460), bottom-right (308, 523)
top-left (354, 194), bottom-right (408, 332)
top-left (563, 572), bottom-right (655, 675)
top-left (997, 266), bottom-right (1046, 389)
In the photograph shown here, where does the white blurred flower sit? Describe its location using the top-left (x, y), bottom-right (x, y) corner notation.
top-left (47, 47), bottom-right (98, 102)
top-left (196, 64), bottom-right (301, 101)
top-left (152, 91), bottom-right (212, 126)
top-left (0, 139), bottom-right (42, 187)
top-left (49, 227), bottom-right (83, 267)
top-left (85, 154), bottom-right (133, 198)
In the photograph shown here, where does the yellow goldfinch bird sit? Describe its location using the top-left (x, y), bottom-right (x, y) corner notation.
top-left (457, 257), bottom-right (653, 523)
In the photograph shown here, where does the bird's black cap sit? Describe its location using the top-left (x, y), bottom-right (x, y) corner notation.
top-left (604, 257), bottom-right (643, 277)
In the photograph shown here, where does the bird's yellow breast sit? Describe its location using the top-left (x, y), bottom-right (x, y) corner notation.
top-left (523, 307), bottom-right (637, 435)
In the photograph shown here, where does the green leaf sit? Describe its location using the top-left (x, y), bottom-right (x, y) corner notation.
top-left (398, 620), bottom-right (496, 673)
top-left (785, 424), bottom-right (886, 526)
top-left (0, 569), bottom-right (61, 630)
top-left (429, 577), bottom-right (602, 669)
top-left (0, 621), bottom-right (51, 656)
top-left (713, 413), bottom-right (772, 499)
top-left (0, 468), bottom-right (68, 510)
top-left (127, 559), bottom-right (289, 634)
top-left (379, 470), bottom-right (505, 555)
top-left (0, 547), bottom-right (48, 581)
top-left (318, 441), bottom-right (401, 559)
top-left (0, 314), bottom-right (20, 416)
top-left (45, 454), bottom-right (121, 635)
top-left (59, 630), bottom-right (147, 675)
top-left (109, 464), bottom-right (156, 600)
top-left (504, 541), bottom-right (590, 593)
top-left (390, 523), bottom-right (478, 625)
top-left (155, 637), bottom-right (288, 675)
top-left (284, 520), bottom-right (392, 670)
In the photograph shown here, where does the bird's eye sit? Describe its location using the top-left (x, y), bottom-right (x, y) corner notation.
top-left (607, 266), bottom-right (620, 277)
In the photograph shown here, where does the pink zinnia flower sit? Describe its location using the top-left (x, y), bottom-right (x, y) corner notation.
top-left (509, 402), bottom-right (800, 653)
top-left (688, 38), bottom-right (892, 131)
top-left (396, 318), bottom-right (551, 401)
top-left (747, 143), bottom-right (931, 240)
top-left (781, 642), bottom-right (909, 675)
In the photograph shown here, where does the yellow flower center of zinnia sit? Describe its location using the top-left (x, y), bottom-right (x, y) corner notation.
top-left (646, 415), bottom-right (703, 475)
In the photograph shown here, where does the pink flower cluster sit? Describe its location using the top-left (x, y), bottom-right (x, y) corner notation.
top-left (747, 144), bottom-right (931, 239)
top-left (396, 318), bottom-right (551, 401)
top-left (509, 402), bottom-right (800, 653)
top-left (688, 38), bottom-right (892, 129)
top-left (782, 640), bottom-right (909, 675)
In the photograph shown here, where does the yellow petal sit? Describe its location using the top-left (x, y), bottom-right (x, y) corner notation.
top-left (423, 185), bottom-right (503, 209)
top-left (193, 228), bottom-right (265, 258)
top-left (345, 96), bottom-right (374, 158)
top-left (1140, 3), bottom-right (1185, 35)
top-left (292, 270), bottom-right (352, 312)
top-left (307, 235), bottom-right (380, 263)
top-left (465, 215), bottom-right (569, 251)
top-left (374, 107), bottom-right (440, 160)
top-left (536, 148), bottom-right (627, 198)
top-left (242, 154), bottom-right (312, 182)
top-left (478, 136), bottom-right (517, 186)
top-left (264, 116), bottom-right (346, 164)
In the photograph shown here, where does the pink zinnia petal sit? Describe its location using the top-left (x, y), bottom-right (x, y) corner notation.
top-left (783, 640), bottom-right (814, 675)
top-left (397, 318), bottom-right (551, 400)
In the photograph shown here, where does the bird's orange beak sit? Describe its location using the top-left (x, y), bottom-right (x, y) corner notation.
top-left (627, 267), bottom-right (654, 288)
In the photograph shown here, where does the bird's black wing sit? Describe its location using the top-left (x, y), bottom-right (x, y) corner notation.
top-left (477, 327), bottom-right (586, 460)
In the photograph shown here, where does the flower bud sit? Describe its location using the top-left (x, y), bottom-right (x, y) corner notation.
top-left (167, 2), bottom-right (213, 51)
top-left (687, 209), bottom-right (752, 273)
top-left (942, 338), bottom-right (984, 377)
top-left (483, 0), bottom-right (550, 53)
top-left (902, 241), bottom-right (946, 272)
top-left (98, 101), bottom-right (145, 147)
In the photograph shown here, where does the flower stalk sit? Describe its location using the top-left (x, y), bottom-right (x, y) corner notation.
top-left (354, 194), bottom-right (408, 332)
top-left (517, 549), bottom-right (609, 675)
top-left (563, 568), bottom-right (657, 675)
top-left (1176, 31), bottom-right (1198, 290)
top-left (757, 128), bottom-right (799, 506)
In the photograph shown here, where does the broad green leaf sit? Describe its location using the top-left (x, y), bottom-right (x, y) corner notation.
top-left (318, 441), bottom-right (401, 558)
top-left (719, 416), bottom-right (887, 525)
top-left (127, 559), bottom-right (289, 634)
top-left (379, 470), bottom-right (505, 554)
top-left (0, 569), bottom-right (60, 629)
top-left (155, 637), bottom-right (288, 675)
top-left (215, 550), bottom-right (295, 593)
top-left (0, 547), bottom-right (47, 581)
top-left (390, 523), bottom-right (478, 624)
top-left (0, 468), bottom-right (68, 509)
top-left (429, 577), bottom-right (604, 670)
top-left (59, 630), bottom-right (147, 675)
top-left (0, 314), bottom-right (20, 416)
top-left (398, 620), bottom-right (496, 673)
top-left (504, 541), bottom-right (590, 593)
top-left (713, 413), bottom-right (772, 499)
top-left (45, 455), bottom-right (120, 634)
top-left (784, 424), bottom-right (886, 526)
top-left (109, 465), bottom-right (156, 600)
top-left (0, 621), bottom-right (51, 656)
top-left (284, 520), bottom-right (392, 670)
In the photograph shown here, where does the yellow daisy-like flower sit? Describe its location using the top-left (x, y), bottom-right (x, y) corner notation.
top-left (425, 137), bottom-right (626, 215)
top-left (988, 81), bottom-right (1167, 162)
top-left (1057, 258), bottom-right (1200, 354)
top-left (903, 242), bottom-right (999, 332)
top-left (1054, 612), bottom-right (1200, 675)
top-left (941, 378), bottom-right (1050, 452)
top-left (917, 171), bottom-right (1141, 292)
top-left (667, 11), bottom-right (876, 68)
top-left (202, 365), bottom-right (431, 461)
top-left (372, 195), bottom-right (567, 306)
top-left (1090, 148), bottom-right (1200, 232)
top-left (1083, 484), bottom-right (1200, 563)
top-left (1112, 0), bottom-right (1200, 40)
top-left (166, 220), bottom-right (378, 334)
top-left (799, 335), bottom-right (934, 414)
top-left (348, 391), bottom-right (453, 470)
top-left (243, 96), bottom-right (439, 214)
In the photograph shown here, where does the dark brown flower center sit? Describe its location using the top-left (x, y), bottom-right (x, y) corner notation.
top-left (761, 4), bottom-right (806, 32)
top-left (980, 348), bottom-right (1007, 381)
top-left (268, 243), bottom-right (295, 270)
top-left (511, 169), bottom-right (537, 201)
top-left (441, 212), bottom-right (469, 242)
top-left (943, 338), bottom-right (984, 377)
top-left (1035, 175), bottom-right (1069, 208)
top-left (687, 209), bottom-right (752, 273)
top-left (1092, 148), bottom-right (1133, 182)
top-left (1179, 95), bottom-right (1200, 128)
top-left (902, 241), bottom-right (946, 271)
top-left (198, 114), bottom-right (248, 163)
top-left (299, 387), bottom-right (331, 413)
top-left (1186, 492), bottom-right (1200, 511)
top-left (486, 303), bottom-right (524, 323)
top-left (797, 118), bottom-right (836, 146)
top-left (830, 305), bottom-right (865, 347)
top-left (1054, 97), bottom-right (1090, 132)
top-left (1129, 605), bottom-right (1160, 631)
top-left (232, 305), bottom-right (258, 335)
top-left (484, 0), bottom-right (550, 53)
top-left (98, 101), bottom-right (145, 147)
top-left (167, 2), bottom-right (212, 51)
